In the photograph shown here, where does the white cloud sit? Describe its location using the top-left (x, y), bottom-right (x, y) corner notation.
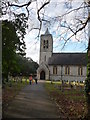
top-left (25, 29), bottom-right (40, 63)
top-left (25, 42), bottom-right (40, 63)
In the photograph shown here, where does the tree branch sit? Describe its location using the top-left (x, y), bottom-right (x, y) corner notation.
top-left (37, 0), bottom-right (50, 34)
top-left (55, 4), bottom-right (89, 19)
top-left (8, 1), bottom-right (32, 8)
top-left (61, 16), bottom-right (89, 50)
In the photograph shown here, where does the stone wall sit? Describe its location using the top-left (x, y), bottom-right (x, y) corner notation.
top-left (49, 65), bottom-right (87, 81)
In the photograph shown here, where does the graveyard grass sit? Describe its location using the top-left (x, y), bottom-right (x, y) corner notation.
top-left (45, 81), bottom-right (88, 119)
top-left (2, 78), bottom-right (29, 112)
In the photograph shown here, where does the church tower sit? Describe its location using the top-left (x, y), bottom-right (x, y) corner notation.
top-left (37, 28), bottom-right (53, 80)
top-left (39, 28), bottom-right (53, 64)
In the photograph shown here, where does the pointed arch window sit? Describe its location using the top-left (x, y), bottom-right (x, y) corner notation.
top-left (78, 67), bottom-right (83, 76)
top-left (65, 66), bottom-right (70, 75)
top-left (43, 40), bottom-right (45, 48)
top-left (44, 55), bottom-right (46, 61)
top-left (53, 66), bottom-right (57, 74)
top-left (43, 40), bottom-right (48, 49)
top-left (46, 40), bottom-right (48, 48)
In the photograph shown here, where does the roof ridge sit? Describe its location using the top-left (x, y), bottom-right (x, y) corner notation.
top-left (48, 53), bottom-right (87, 66)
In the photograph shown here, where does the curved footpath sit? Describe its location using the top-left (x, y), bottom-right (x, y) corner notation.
top-left (3, 80), bottom-right (60, 119)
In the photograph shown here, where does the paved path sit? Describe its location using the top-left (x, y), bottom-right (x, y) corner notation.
top-left (3, 80), bottom-right (60, 119)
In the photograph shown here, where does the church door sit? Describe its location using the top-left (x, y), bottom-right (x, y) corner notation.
top-left (40, 71), bottom-right (45, 80)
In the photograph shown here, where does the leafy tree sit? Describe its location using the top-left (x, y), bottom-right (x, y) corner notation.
top-left (2, 17), bottom-right (27, 82)
top-left (11, 55), bottom-right (39, 77)
top-left (2, 20), bottom-right (19, 82)
top-left (14, 13), bottom-right (28, 56)
top-left (18, 56), bottom-right (39, 76)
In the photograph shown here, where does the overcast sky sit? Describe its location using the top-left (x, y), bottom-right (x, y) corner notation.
top-left (6, 0), bottom-right (88, 63)
top-left (23, 0), bottom-right (88, 63)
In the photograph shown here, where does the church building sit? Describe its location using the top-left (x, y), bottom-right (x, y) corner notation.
top-left (37, 28), bottom-right (87, 82)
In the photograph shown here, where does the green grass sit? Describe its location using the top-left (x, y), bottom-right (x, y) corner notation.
top-left (45, 82), bottom-right (56, 91)
top-left (46, 80), bottom-right (84, 86)
top-left (4, 79), bottom-right (28, 88)
top-left (2, 78), bottom-right (28, 109)
top-left (46, 80), bottom-right (62, 84)
top-left (45, 81), bottom-right (86, 101)
top-left (68, 95), bottom-right (86, 101)
top-left (45, 81), bottom-right (63, 95)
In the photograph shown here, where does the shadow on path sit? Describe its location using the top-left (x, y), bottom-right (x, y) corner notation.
top-left (3, 80), bottom-right (60, 119)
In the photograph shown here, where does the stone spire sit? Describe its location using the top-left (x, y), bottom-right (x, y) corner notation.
top-left (45, 28), bottom-right (50, 34)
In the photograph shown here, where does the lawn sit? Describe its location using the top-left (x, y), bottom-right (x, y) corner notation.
top-left (45, 81), bottom-right (87, 119)
top-left (2, 78), bottom-right (29, 112)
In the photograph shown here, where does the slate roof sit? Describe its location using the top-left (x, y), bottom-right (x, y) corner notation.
top-left (48, 53), bottom-right (87, 66)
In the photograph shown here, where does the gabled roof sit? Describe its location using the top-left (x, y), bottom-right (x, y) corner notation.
top-left (48, 53), bottom-right (87, 66)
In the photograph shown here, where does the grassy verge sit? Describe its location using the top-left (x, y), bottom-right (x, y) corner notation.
top-left (2, 79), bottom-right (29, 111)
top-left (45, 81), bottom-right (87, 119)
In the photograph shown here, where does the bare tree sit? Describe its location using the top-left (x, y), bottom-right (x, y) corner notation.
top-left (2, 0), bottom-right (90, 118)
top-left (3, 1), bottom-right (89, 49)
